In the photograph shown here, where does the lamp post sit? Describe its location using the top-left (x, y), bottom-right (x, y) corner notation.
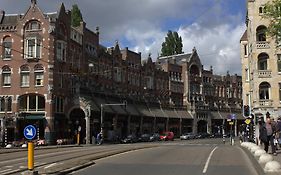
top-left (100, 101), bottom-right (127, 144)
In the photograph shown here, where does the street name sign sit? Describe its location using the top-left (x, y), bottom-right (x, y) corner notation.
top-left (24, 125), bottom-right (36, 140)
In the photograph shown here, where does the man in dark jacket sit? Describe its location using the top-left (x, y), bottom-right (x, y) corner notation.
top-left (261, 115), bottom-right (277, 155)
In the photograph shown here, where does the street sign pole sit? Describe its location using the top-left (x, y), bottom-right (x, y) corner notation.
top-left (28, 142), bottom-right (34, 170)
top-left (24, 125), bottom-right (36, 172)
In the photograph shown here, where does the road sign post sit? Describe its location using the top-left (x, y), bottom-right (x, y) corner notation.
top-left (28, 142), bottom-right (34, 170)
top-left (24, 125), bottom-right (37, 172)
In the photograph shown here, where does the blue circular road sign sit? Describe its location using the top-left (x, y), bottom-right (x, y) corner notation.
top-left (24, 125), bottom-right (36, 140)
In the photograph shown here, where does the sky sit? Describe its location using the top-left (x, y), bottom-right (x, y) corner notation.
top-left (1, 0), bottom-right (247, 75)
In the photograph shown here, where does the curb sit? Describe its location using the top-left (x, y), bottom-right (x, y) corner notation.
top-left (240, 146), bottom-right (265, 175)
top-left (241, 142), bottom-right (281, 174)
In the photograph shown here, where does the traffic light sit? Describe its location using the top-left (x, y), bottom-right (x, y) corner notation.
top-left (243, 105), bottom-right (250, 117)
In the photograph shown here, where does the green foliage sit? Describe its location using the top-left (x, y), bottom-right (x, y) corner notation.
top-left (71, 4), bottom-right (83, 27)
top-left (161, 30), bottom-right (183, 56)
top-left (263, 0), bottom-right (281, 45)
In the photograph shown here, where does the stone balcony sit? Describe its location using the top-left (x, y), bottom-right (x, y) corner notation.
top-left (258, 99), bottom-right (273, 107)
top-left (258, 70), bottom-right (272, 78)
top-left (256, 41), bottom-right (270, 49)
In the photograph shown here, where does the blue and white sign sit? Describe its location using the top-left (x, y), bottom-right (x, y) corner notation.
top-left (24, 125), bottom-right (36, 140)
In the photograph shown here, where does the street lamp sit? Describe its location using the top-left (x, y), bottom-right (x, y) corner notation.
top-left (99, 101), bottom-right (127, 144)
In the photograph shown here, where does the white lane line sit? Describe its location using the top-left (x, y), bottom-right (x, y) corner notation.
top-left (202, 146), bottom-right (218, 174)
top-left (0, 168), bottom-right (12, 173)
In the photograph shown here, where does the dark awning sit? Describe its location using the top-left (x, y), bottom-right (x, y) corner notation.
top-left (164, 110), bottom-right (180, 118)
top-left (151, 108), bottom-right (167, 118)
top-left (210, 111), bottom-right (222, 119)
top-left (93, 97), bottom-right (114, 113)
top-left (138, 105), bottom-right (154, 117)
top-left (176, 110), bottom-right (193, 119)
top-left (25, 115), bottom-right (45, 120)
top-left (107, 100), bottom-right (127, 115)
top-left (125, 104), bottom-right (141, 116)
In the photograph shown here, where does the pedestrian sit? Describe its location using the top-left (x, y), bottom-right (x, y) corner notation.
top-left (276, 116), bottom-right (281, 149)
top-left (96, 131), bottom-right (103, 145)
top-left (259, 117), bottom-right (267, 146)
top-left (263, 115), bottom-right (277, 155)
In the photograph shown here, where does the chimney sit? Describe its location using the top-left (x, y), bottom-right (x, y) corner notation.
top-left (31, 0), bottom-right (37, 6)
top-left (0, 10), bottom-right (5, 24)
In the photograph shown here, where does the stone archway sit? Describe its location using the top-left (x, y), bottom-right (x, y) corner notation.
top-left (197, 120), bottom-right (207, 133)
top-left (69, 108), bottom-right (86, 144)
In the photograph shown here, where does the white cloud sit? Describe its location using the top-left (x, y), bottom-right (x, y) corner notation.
top-left (1, 0), bottom-right (246, 75)
top-left (178, 23), bottom-right (246, 75)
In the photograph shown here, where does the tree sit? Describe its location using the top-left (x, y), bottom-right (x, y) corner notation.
top-left (71, 4), bottom-right (83, 27)
top-left (263, 0), bottom-right (281, 45)
top-left (161, 30), bottom-right (183, 56)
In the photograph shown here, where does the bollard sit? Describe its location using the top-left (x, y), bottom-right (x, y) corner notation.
top-left (77, 132), bottom-right (80, 145)
top-left (28, 142), bottom-right (34, 170)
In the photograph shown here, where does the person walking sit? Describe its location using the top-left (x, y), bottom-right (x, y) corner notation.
top-left (96, 131), bottom-right (103, 145)
top-left (263, 115), bottom-right (277, 155)
top-left (276, 117), bottom-right (281, 149)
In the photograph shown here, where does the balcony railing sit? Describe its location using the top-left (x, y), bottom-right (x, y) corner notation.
top-left (256, 41), bottom-right (270, 49)
top-left (259, 99), bottom-right (273, 107)
top-left (258, 70), bottom-right (272, 78)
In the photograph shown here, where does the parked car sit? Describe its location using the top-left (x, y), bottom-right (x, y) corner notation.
top-left (196, 132), bottom-right (211, 139)
top-left (160, 132), bottom-right (174, 141)
top-left (139, 134), bottom-right (151, 142)
top-left (210, 133), bottom-right (222, 138)
top-left (149, 133), bottom-right (161, 142)
top-left (180, 133), bottom-right (195, 140)
top-left (121, 134), bottom-right (138, 144)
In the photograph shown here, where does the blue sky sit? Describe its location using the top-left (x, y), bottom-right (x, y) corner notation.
top-left (1, 0), bottom-right (247, 75)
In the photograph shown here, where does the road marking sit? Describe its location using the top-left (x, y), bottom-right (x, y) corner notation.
top-left (0, 168), bottom-right (12, 174)
top-left (202, 146), bottom-right (218, 174)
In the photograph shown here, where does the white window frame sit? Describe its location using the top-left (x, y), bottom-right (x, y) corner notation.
top-left (3, 41), bottom-right (12, 59)
top-left (35, 72), bottom-right (44, 86)
top-left (20, 70), bottom-right (30, 87)
top-left (25, 37), bottom-right (41, 59)
top-left (2, 68), bottom-right (11, 87)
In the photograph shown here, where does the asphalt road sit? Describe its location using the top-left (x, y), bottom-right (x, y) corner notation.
top-left (0, 138), bottom-right (260, 175)
top-left (72, 141), bottom-right (258, 175)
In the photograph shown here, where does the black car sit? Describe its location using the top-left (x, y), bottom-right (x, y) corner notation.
top-left (121, 134), bottom-right (138, 144)
top-left (139, 134), bottom-right (151, 142)
top-left (149, 133), bottom-right (161, 142)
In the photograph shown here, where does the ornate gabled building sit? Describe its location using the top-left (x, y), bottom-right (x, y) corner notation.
top-left (241, 0), bottom-right (281, 121)
top-left (0, 0), bottom-right (243, 146)
top-left (157, 48), bottom-right (243, 135)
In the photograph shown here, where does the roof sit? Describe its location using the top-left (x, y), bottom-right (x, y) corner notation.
top-left (240, 30), bottom-right (248, 42)
top-left (0, 14), bottom-right (18, 25)
top-left (158, 53), bottom-right (192, 65)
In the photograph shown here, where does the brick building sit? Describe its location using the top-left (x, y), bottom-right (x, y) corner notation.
top-left (0, 0), bottom-right (243, 146)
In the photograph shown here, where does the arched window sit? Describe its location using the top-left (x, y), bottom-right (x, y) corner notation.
top-left (24, 20), bottom-right (41, 31)
top-left (20, 65), bottom-right (30, 87)
top-left (259, 82), bottom-right (270, 100)
top-left (2, 65), bottom-right (11, 87)
top-left (2, 36), bottom-right (12, 59)
top-left (34, 64), bottom-right (44, 86)
top-left (258, 53), bottom-right (269, 70)
top-left (24, 20), bottom-right (42, 59)
top-left (190, 65), bottom-right (200, 76)
top-left (256, 25), bottom-right (267, 41)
